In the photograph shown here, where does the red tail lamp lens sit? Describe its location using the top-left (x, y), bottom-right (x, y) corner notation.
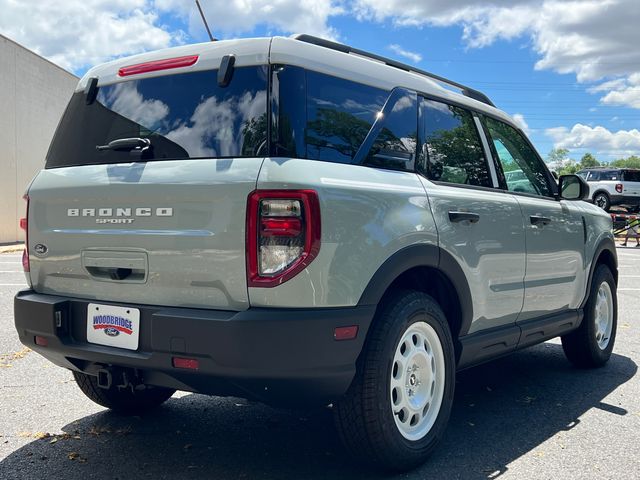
top-left (246, 190), bottom-right (321, 288)
top-left (20, 195), bottom-right (29, 272)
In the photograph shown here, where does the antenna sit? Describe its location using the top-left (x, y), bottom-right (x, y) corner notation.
top-left (195, 0), bottom-right (216, 41)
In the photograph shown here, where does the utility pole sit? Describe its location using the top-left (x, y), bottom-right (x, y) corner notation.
top-left (195, 0), bottom-right (216, 41)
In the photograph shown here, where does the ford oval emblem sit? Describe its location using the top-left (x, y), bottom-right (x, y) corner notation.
top-left (104, 327), bottom-right (120, 337)
top-left (34, 244), bottom-right (48, 256)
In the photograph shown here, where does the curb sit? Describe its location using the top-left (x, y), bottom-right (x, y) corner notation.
top-left (0, 243), bottom-right (24, 254)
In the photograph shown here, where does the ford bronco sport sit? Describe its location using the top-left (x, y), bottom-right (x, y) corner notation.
top-left (577, 167), bottom-right (640, 212)
top-left (14, 35), bottom-right (618, 471)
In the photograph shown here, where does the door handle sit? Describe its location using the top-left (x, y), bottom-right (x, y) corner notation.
top-left (449, 211), bottom-right (480, 224)
top-left (530, 215), bottom-right (551, 226)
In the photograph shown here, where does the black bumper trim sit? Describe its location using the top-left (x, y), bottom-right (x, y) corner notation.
top-left (14, 290), bottom-right (375, 405)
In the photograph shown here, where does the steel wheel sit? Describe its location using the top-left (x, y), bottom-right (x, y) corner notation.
top-left (594, 281), bottom-right (614, 350)
top-left (390, 321), bottom-right (446, 441)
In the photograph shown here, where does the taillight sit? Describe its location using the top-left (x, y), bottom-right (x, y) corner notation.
top-left (616, 183), bottom-right (623, 193)
top-left (118, 55), bottom-right (199, 77)
top-left (246, 190), bottom-right (321, 287)
top-left (20, 194), bottom-right (29, 272)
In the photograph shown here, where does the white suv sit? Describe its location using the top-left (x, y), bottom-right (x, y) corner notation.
top-left (578, 167), bottom-right (640, 211)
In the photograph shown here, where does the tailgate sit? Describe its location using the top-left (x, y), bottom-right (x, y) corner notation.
top-left (623, 170), bottom-right (640, 196)
top-left (27, 159), bottom-right (261, 310)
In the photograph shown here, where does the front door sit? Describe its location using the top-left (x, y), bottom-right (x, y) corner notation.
top-left (481, 116), bottom-right (586, 320)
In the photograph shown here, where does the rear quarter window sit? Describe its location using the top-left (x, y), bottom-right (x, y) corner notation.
top-left (623, 170), bottom-right (640, 182)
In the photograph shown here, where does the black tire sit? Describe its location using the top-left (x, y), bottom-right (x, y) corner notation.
top-left (593, 192), bottom-right (611, 211)
top-left (73, 371), bottom-right (175, 414)
top-left (561, 265), bottom-right (617, 368)
top-left (334, 290), bottom-right (455, 471)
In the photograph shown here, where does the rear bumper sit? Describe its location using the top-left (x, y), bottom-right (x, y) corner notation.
top-left (14, 290), bottom-right (375, 405)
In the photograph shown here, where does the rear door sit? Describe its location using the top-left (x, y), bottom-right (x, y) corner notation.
top-left (27, 55), bottom-right (270, 311)
top-left (481, 116), bottom-right (587, 320)
top-left (418, 98), bottom-right (526, 335)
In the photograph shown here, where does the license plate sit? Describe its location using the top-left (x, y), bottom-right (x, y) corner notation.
top-left (86, 303), bottom-right (140, 350)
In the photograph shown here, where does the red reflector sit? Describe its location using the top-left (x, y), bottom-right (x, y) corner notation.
top-left (172, 357), bottom-right (199, 370)
top-left (260, 217), bottom-right (303, 237)
top-left (334, 325), bottom-right (358, 341)
top-left (22, 248), bottom-right (29, 272)
top-left (19, 218), bottom-right (27, 231)
top-left (34, 336), bottom-right (48, 346)
top-left (118, 55), bottom-right (199, 77)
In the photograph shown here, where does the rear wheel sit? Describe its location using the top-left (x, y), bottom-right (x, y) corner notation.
top-left (593, 192), bottom-right (611, 211)
top-left (334, 291), bottom-right (455, 471)
top-left (562, 265), bottom-right (617, 367)
top-left (73, 371), bottom-right (175, 414)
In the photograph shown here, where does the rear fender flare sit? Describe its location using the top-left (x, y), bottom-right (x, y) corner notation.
top-left (357, 244), bottom-right (473, 336)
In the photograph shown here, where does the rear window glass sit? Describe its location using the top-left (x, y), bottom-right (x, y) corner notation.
top-left (46, 66), bottom-right (268, 168)
top-left (623, 170), bottom-right (640, 182)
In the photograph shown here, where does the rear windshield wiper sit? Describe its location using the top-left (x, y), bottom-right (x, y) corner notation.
top-left (96, 137), bottom-right (151, 152)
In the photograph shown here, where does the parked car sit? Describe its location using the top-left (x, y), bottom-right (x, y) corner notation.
top-left (577, 167), bottom-right (640, 211)
top-left (14, 34), bottom-right (618, 471)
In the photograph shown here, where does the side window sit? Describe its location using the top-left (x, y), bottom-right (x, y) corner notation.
top-left (483, 116), bottom-right (553, 197)
top-left (305, 70), bottom-right (387, 164)
top-left (363, 89), bottom-right (418, 171)
top-left (418, 98), bottom-right (492, 187)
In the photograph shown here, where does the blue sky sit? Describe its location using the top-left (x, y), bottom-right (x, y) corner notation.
top-left (2, 0), bottom-right (639, 163)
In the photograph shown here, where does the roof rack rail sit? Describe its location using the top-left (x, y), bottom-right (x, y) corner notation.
top-left (291, 34), bottom-right (496, 108)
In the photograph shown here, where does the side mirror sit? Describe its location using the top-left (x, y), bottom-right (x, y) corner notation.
top-left (559, 174), bottom-right (589, 201)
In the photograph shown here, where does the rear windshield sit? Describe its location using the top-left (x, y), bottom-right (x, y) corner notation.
top-left (46, 66), bottom-right (268, 168)
top-left (623, 170), bottom-right (640, 182)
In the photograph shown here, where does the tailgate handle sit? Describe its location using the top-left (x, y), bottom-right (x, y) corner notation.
top-left (86, 266), bottom-right (134, 281)
top-left (82, 251), bottom-right (148, 283)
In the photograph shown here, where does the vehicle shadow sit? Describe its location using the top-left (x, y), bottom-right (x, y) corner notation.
top-left (0, 343), bottom-right (636, 480)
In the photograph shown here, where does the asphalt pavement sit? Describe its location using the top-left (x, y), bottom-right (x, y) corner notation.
top-left (1, 249), bottom-right (638, 479)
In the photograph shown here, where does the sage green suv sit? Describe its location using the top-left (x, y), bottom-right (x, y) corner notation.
top-left (14, 34), bottom-right (618, 472)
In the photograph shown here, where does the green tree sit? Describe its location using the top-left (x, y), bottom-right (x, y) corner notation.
top-left (611, 155), bottom-right (640, 169)
top-left (547, 147), bottom-right (569, 164)
top-left (558, 163), bottom-right (579, 175)
top-left (580, 152), bottom-right (599, 168)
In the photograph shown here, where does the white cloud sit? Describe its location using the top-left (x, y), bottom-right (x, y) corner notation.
top-left (512, 113), bottom-right (530, 133)
top-left (356, 0), bottom-right (640, 108)
top-left (595, 73), bottom-right (640, 109)
top-left (166, 90), bottom-right (267, 157)
top-left (388, 44), bottom-right (422, 63)
top-left (0, 0), bottom-right (178, 72)
top-left (98, 82), bottom-right (170, 128)
top-left (156, 0), bottom-right (341, 40)
top-left (546, 124), bottom-right (640, 156)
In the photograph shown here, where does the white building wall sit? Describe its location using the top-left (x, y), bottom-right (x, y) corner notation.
top-left (0, 35), bottom-right (77, 243)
